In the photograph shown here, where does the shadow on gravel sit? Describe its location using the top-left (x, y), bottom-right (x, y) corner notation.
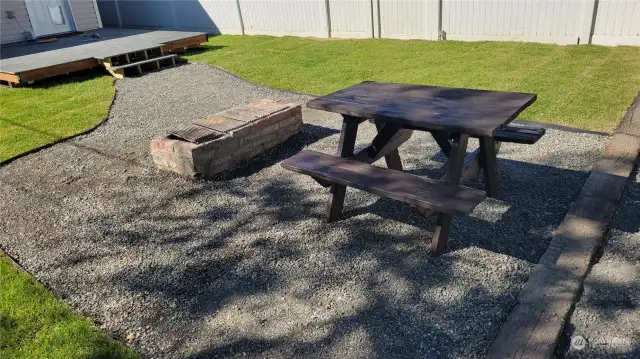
top-left (106, 187), bottom-right (498, 358)
top-left (352, 155), bottom-right (591, 263)
top-left (555, 167), bottom-right (640, 359)
top-left (4, 126), bottom-right (600, 358)
top-left (77, 150), bottom-right (595, 358)
top-left (19, 120), bottom-right (598, 359)
top-left (609, 166), bottom-right (640, 235)
top-left (555, 268), bottom-right (640, 359)
top-left (0, 63), bottom-right (610, 359)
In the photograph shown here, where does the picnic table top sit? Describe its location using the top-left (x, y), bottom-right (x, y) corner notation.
top-left (307, 81), bottom-right (537, 137)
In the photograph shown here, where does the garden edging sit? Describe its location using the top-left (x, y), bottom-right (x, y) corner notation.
top-left (486, 92), bottom-right (640, 359)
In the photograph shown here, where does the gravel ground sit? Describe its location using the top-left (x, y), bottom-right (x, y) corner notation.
top-left (0, 63), bottom-right (607, 359)
top-left (559, 169), bottom-right (640, 359)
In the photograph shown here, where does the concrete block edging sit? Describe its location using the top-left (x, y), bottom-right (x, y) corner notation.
top-left (486, 93), bottom-right (640, 359)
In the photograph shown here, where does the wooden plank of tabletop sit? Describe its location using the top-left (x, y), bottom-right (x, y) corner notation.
top-left (307, 81), bottom-right (536, 137)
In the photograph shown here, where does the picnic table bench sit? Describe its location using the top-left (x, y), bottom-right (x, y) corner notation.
top-left (282, 81), bottom-right (542, 255)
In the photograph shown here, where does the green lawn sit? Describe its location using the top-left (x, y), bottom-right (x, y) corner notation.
top-left (0, 254), bottom-right (137, 359)
top-left (0, 74), bottom-right (114, 163)
top-left (186, 35), bottom-right (640, 132)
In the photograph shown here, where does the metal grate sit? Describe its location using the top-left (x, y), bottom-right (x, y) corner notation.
top-left (169, 125), bottom-right (224, 144)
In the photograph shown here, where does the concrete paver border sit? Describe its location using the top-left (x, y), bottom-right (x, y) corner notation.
top-left (486, 92), bottom-right (640, 359)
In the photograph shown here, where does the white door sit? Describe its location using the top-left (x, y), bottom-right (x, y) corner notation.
top-left (25, 0), bottom-right (75, 37)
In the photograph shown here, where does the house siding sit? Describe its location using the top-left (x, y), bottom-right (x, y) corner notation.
top-left (1, 0), bottom-right (34, 44)
top-left (69, 0), bottom-right (101, 31)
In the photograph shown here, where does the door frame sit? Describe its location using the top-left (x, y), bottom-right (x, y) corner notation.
top-left (24, 0), bottom-right (77, 38)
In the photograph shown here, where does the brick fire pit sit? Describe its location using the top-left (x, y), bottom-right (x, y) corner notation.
top-left (151, 99), bottom-right (302, 179)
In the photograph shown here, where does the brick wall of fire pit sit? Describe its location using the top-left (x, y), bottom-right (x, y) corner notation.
top-left (151, 99), bottom-right (302, 179)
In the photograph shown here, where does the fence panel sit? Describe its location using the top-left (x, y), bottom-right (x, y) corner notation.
top-left (329, 0), bottom-right (374, 38)
top-left (239, 0), bottom-right (328, 37)
top-left (96, 0), bottom-right (640, 46)
top-left (115, 0), bottom-right (174, 29)
top-left (441, 0), bottom-right (584, 45)
top-left (173, 1), bottom-right (243, 34)
top-left (592, 0), bottom-right (640, 45)
top-left (377, 0), bottom-right (438, 40)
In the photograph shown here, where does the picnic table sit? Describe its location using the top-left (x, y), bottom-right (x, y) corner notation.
top-left (282, 81), bottom-right (543, 255)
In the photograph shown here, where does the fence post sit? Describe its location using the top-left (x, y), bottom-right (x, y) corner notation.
top-left (324, 0), bottom-right (332, 38)
top-left (235, 0), bottom-right (245, 35)
top-left (367, 0), bottom-right (374, 38)
top-left (579, 0), bottom-right (598, 44)
top-left (372, 0), bottom-right (381, 38)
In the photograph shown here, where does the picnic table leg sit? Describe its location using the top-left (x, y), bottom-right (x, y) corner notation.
top-left (479, 137), bottom-right (499, 198)
top-left (429, 130), bottom-right (452, 157)
top-left (431, 133), bottom-right (469, 255)
top-left (326, 116), bottom-right (360, 222)
top-left (375, 122), bottom-right (403, 170)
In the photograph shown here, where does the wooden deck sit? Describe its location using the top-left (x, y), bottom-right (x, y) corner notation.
top-left (0, 28), bottom-right (207, 87)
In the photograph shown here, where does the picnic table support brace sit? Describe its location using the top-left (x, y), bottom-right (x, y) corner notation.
top-left (375, 122), bottom-right (404, 170)
top-left (313, 120), bottom-right (411, 188)
top-left (430, 133), bottom-right (502, 197)
top-left (349, 122), bottom-right (412, 168)
top-left (326, 115), bottom-right (359, 222)
top-left (431, 133), bottom-right (469, 255)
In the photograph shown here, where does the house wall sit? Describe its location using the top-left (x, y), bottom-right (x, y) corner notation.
top-left (1, 0), bottom-right (34, 44)
top-left (96, 0), bottom-right (640, 46)
top-left (1, 0), bottom-right (101, 45)
top-left (68, 0), bottom-right (102, 31)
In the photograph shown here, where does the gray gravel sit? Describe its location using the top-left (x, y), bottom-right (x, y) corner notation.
top-left (559, 169), bottom-right (640, 359)
top-left (0, 63), bottom-right (607, 359)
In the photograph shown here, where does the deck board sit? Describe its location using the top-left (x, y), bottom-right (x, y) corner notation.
top-left (0, 28), bottom-right (206, 80)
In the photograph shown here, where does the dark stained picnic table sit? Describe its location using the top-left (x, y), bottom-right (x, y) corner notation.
top-left (283, 81), bottom-right (541, 255)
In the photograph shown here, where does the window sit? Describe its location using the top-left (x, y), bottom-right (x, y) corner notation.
top-left (48, 5), bottom-right (65, 26)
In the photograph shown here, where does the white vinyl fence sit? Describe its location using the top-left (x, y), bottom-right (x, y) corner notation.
top-left (97, 0), bottom-right (640, 46)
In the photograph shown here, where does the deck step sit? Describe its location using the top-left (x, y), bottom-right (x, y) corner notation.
top-left (105, 54), bottom-right (177, 79)
top-left (282, 150), bottom-right (486, 216)
top-left (108, 54), bottom-right (177, 71)
top-left (95, 46), bottom-right (163, 61)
